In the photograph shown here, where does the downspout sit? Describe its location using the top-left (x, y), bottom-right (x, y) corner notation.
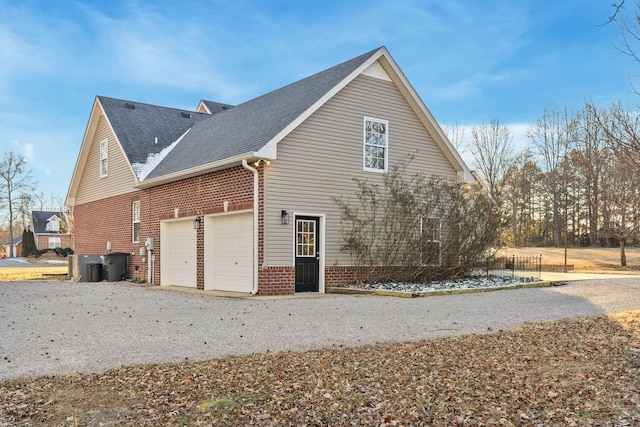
top-left (242, 159), bottom-right (259, 295)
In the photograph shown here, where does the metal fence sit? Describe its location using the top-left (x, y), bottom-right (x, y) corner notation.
top-left (486, 255), bottom-right (542, 279)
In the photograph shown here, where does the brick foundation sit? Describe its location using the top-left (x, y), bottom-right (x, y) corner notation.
top-left (258, 266), bottom-right (295, 295)
top-left (325, 265), bottom-right (359, 287)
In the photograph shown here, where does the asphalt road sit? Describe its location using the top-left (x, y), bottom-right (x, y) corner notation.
top-left (1, 278), bottom-right (640, 381)
top-left (0, 258), bottom-right (36, 268)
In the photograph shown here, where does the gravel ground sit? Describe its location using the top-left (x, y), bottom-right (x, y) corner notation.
top-left (2, 278), bottom-right (640, 381)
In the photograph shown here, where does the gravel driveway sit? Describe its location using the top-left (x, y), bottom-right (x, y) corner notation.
top-left (2, 278), bottom-right (640, 381)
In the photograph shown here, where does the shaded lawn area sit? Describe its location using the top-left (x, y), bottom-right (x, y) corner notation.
top-left (2, 311), bottom-right (639, 426)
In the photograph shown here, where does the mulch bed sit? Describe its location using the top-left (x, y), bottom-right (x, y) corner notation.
top-left (2, 311), bottom-right (639, 426)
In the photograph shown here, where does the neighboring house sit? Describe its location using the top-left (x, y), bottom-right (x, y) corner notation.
top-left (31, 211), bottom-right (74, 251)
top-left (66, 46), bottom-right (474, 295)
top-left (4, 236), bottom-right (22, 258)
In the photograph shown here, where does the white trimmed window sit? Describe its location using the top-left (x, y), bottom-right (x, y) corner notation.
top-left (363, 117), bottom-right (388, 172)
top-left (132, 201), bottom-right (140, 243)
top-left (99, 139), bottom-right (108, 177)
top-left (48, 236), bottom-right (61, 249)
top-left (45, 217), bottom-right (60, 232)
top-left (421, 217), bottom-right (441, 265)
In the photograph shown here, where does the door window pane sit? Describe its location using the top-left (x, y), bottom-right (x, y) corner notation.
top-left (296, 219), bottom-right (316, 257)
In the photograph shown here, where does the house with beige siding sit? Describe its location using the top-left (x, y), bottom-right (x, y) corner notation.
top-left (66, 46), bottom-right (474, 295)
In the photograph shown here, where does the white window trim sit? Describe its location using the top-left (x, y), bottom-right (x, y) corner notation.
top-left (363, 117), bottom-right (389, 173)
top-left (48, 236), bottom-right (61, 249)
top-left (99, 139), bottom-right (109, 178)
top-left (132, 200), bottom-right (140, 243)
top-left (46, 217), bottom-right (60, 232)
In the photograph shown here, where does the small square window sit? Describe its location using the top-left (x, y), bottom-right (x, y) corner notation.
top-left (363, 117), bottom-right (388, 172)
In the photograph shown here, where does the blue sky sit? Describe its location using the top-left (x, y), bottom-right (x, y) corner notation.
top-left (0, 0), bottom-right (636, 204)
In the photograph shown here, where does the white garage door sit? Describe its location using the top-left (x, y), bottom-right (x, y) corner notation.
top-left (206, 212), bottom-right (253, 292)
top-left (162, 219), bottom-right (197, 288)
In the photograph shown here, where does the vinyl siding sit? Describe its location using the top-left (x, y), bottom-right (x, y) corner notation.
top-left (264, 73), bottom-right (459, 266)
top-left (75, 114), bottom-right (138, 205)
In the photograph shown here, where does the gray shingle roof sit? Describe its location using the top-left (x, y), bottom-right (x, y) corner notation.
top-left (199, 100), bottom-right (235, 114)
top-left (6, 235), bottom-right (22, 246)
top-left (31, 211), bottom-right (63, 234)
top-left (97, 96), bottom-right (211, 170)
top-left (144, 47), bottom-right (381, 180)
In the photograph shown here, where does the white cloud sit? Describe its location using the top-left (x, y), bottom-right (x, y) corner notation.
top-left (79, 4), bottom-right (250, 101)
top-left (22, 143), bottom-right (34, 162)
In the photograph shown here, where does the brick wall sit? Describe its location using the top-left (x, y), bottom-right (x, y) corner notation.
top-left (144, 165), bottom-right (255, 288)
top-left (258, 266), bottom-right (295, 295)
top-left (74, 163), bottom-right (315, 295)
top-left (35, 234), bottom-right (74, 251)
top-left (74, 190), bottom-right (145, 281)
top-left (325, 266), bottom-right (358, 287)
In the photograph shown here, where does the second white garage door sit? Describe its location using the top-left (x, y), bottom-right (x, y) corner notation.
top-left (205, 212), bottom-right (253, 292)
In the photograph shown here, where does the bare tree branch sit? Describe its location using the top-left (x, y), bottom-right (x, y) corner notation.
top-left (603, 0), bottom-right (626, 25)
top-left (0, 151), bottom-right (36, 257)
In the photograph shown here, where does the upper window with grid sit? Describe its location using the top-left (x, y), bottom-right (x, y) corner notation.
top-left (363, 117), bottom-right (388, 173)
top-left (99, 139), bottom-right (108, 177)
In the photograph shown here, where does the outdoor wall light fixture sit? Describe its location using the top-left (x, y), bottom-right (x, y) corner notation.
top-left (253, 159), bottom-right (271, 168)
top-left (281, 210), bottom-right (290, 225)
top-left (193, 216), bottom-right (202, 230)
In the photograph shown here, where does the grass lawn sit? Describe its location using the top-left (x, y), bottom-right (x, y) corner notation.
top-left (0, 266), bottom-right (68, 282)
top-left (0, 264), bottom-right (68, 282)
top-left (498, 246), bottom-right (640, 272)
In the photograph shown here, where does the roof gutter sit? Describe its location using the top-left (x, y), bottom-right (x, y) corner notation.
top-left (242, 159), bottom-right (259, 296)
top-left (135, 153), bottom-right (258, 189)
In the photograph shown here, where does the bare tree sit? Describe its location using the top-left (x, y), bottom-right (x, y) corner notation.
top-left (574, 104), bottom-right (611, 245)
top-left (503, 152), bottom-right (545, 246)
top-left (62, 206), bottom-right (74, 236)
top-left (595, 102), bottom-right (640, 168)
top-left (468, 119), bottom-right (514, 204)
top-left (528, 106), bottom-right (576, 247)
top-left (0, 151), bottom-right (36, 257)
top-left (16, 193), bottom-right (34, 231)
top-left (583, 101), bottom-right (640, 262)
top-left (334, 160), bottom-right (499, 283)
top-left (607, 0), bottom-right (640, 92)
top-left (599, 155), bottom-right (640, 265)
top-left (442, 121), bottom-right (466, 152)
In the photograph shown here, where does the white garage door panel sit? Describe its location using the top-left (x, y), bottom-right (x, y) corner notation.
top-left (165, 220), bottom-right (197, 288)
top-left (211, 213), bottom-right (253, 292)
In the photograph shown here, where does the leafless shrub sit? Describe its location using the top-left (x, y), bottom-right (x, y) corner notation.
top-left (334, 162), bottom-right (500, 284)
